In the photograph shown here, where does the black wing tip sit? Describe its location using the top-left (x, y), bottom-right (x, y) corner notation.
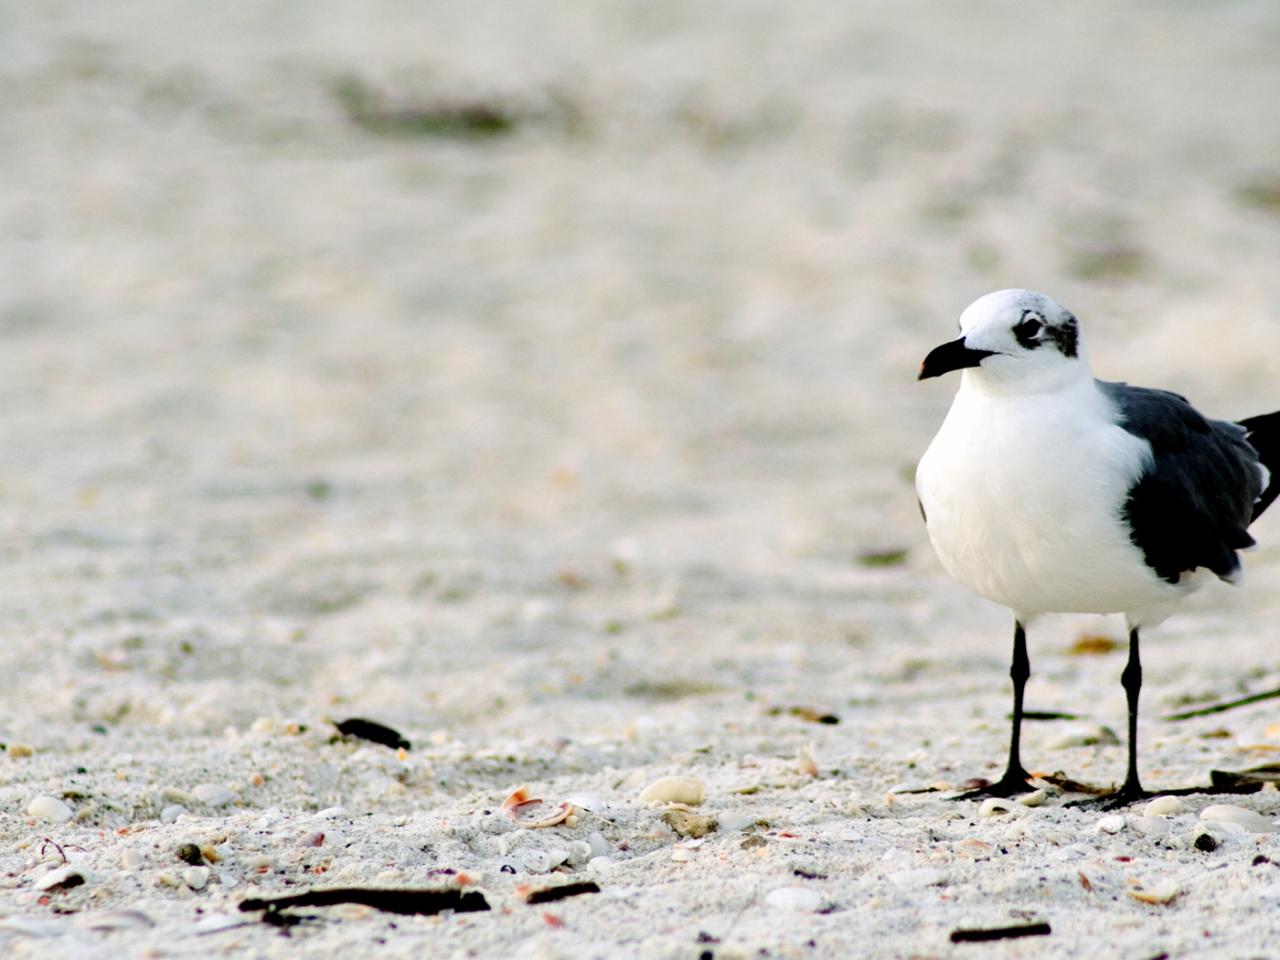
top-left (1240, 410), bottom-right (1280, 522)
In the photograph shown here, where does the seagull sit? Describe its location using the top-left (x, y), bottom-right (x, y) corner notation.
top-left (916, 289), bottom-right (1280, 807)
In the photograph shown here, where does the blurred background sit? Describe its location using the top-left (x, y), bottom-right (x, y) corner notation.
top-left (1, 2), bottom-right (1279, 746)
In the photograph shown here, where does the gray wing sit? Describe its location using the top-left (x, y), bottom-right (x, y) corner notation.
top-left (1098, 380), bottom-right (1263, 584)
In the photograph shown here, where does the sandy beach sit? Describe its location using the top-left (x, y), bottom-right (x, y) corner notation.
top-left (3, 2), bottom-right (1280, 957)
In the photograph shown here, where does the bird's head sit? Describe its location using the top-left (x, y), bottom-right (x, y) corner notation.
top-left (919, 289), bottom-right (1087, 392)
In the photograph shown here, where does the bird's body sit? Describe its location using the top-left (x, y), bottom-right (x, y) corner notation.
top-left (918, 373), bottom-right (1178, 623)
top-left (917, 289), bottom-right (1279, 806)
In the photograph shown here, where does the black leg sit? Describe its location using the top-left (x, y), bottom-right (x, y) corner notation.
top-left (1067, 626), bottom-right (1150, 810)
top-left (953, 621), bottom-right (1033, 800)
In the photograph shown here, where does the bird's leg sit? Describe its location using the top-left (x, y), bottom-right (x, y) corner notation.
top-left (1068, 627), bottom-right (1150, 810)
top-left (952, 621), bottom-right (1034, 800)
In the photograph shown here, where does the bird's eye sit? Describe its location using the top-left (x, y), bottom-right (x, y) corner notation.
top-left (1015, 314), bottom-right (1043, 338)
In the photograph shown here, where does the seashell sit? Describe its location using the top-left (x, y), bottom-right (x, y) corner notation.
top-left (181, 866), bottom-right (210, 890)
top-left (35, 867), bottom-right (86, 892)
top-left (887, 867), bottom-right (948, 889)
top-left (1144, 795), bottom-right (1184, 817)
top-left (764, 886), bottom-right (824, 912)
top-left (586, 831), bottom-right (610, 858)
top-left (1096, 815), bottom-right (1125, 834)
top-left (26, 796), bottom-right (73, 823)
top-left (519, 849), bottom-right (553, 873)
top-left (978, 798), bottom-right (1016, 818)
top-left (565, 794), bottom-right (605, 813)
top-left (671, 847), bottom-right (697, 862)
top-left (1199, 804), bottom-right (1279, 833)
top-left (638, 776), bottom-right (704, 806)
top-left (1127, 880), bottom-right (1180, 905)
top-left (75, 911), bottom-right (154, 931)
top-left (1017, 789), bottom-right (1047, 807)
top-left (796, 744), bottom-right (819, 777)
top-left (502, 786), bottom-right (572, 828)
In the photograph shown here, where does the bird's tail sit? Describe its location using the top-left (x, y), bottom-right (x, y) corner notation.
top-left (1241, 411), bottom-right (1280, 522)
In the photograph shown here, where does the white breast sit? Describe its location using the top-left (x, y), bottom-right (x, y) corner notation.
top-left (916, 376), bottom-right (1186, 622)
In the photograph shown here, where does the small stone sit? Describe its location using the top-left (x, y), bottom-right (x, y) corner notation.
top-left (587, 856), bottom-right (615, 872)
top-left (586, 832), bottom-right (610, 859)
top-left (978, 798), bottom-right (1016, 818)
top-left (662, 810), bottom-right (718, 839)
top-left (718, 812), bottom-right (756, 832)
top-left (160, 805), bottom-right (187, 824)
top-left (181, 867), bottom-right (210, 891)
top-left (160, 787), bottom-right (192, 804)
top-left (1143, 796), bottom-right (1184, 817)
top-left (175, 844), bottom-right (204, 866)
top-left (764, 886), bottom-right (824, 912)
top-left (1132, 816), bottom-right (1170, 836)
top-left (1199, 804), bottom-right (1278, 833)
top-left (192, 784), bottom-right (235, 807)
top-left (154, 872), bottom-right (181, 888)
top-left (1096, 815), bottom-right (1125, 834)
top-left (1193, 831), bottom-right (1219, 852)
top-left (638, 776), bottom-right (704, 806)
top-left (26, 796), bottom-right (73, 823)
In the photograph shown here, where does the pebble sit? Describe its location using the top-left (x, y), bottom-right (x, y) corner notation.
top-left (1144, 795), bottom-right (1184, 817)
top-left (26, 796), bottom-right (73, 823)
top-left (192, 783), bottom-right (236, 806)
top-left (160, 805), bottom-right (188, 824)
top-left (1199, 804), bottom-right (1279, 833)
top-left (662, 810), bottom-right (718, 839)
top-left (764, 886), bottom-right (824, 912)
top-left (887, 867), bottom-right (948, 889)
top-left (181, 866), bottom-right (210, 890)
top-left (638, 776), bottom-right (704, 806)
top-left (978, 798), bottom-right (1016, 818)
top-left (1131, 816), bottom-right (1170, 836)
top-left (1096, 815), bottom-right (1126, 834)
top-left (586, 832), bottom-right (610, 859)
top-left (160, 787), bottom-right (192, 804)
top-left (175, 843), bottom-right (204, 865)
top-left (718, 812), bottom-right (756, 832)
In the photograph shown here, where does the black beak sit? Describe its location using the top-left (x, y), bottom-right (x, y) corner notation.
top-left (918, 338), bottom-right (997, 380)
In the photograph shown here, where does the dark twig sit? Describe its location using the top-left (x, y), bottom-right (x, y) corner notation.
top-left (523, 882), bottom-right (600, 905)
top-left (239, 887), bottom-right (489, 918)
top-left (1165, 686), bottom-right (1280, 721)
top-left (950, 922), bottom-right (1051, 943)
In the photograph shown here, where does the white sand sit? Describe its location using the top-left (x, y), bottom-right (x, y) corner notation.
top-left (3, 2), bottom-right (1280, 957)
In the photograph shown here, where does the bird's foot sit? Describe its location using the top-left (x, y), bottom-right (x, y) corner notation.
top-left (949, 769), bottom-right (1035, 801)
top-left (1065, 781), bottom-right (1148, 811)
